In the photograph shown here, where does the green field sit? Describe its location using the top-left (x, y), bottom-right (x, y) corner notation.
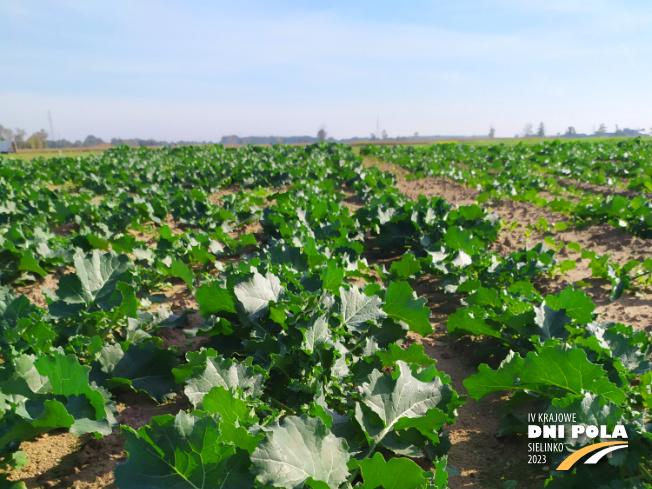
top-left (0, 141), bottom-right (650, 488)
top-left (5, 150), bottom-right (104, 160)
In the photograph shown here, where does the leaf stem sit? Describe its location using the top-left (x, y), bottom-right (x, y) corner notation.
top-left (640, 462), bottom-right (652, 483)
top-left (269, 397), bottom-right (296, 415)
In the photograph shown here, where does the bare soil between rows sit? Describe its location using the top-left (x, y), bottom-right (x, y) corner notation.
top-left (556, 177), bottom-right (649, 200)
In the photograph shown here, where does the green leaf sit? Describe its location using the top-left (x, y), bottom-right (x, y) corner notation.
top-left (447, 307), bottom-right (501, 339)
top-left (464, 351), bottom-right (525, 401)
top-left (433, 457), bottom-right (450, 487)
top-left (545, 287), bottom-right (595, 324)
top-left (94, 342), bottom-right (179, 402)
top-left (383, 282), bottom-right (432, 336)
top-left (355, 362), bottom-right (453, 448)
top-left (185, 355), bottom-right (265, 408)
top-left (553, 222), bottom-right (568, 231)
top-left (164, 259), bottom-right (195, 290)
top-left (115, 411), bottom-right (254, 489)
top-left (33, 353), bottom-right (112, 422)
top-left (18, 251), bottom-right (47, 278)
top-left (638, 372), bottom-right (652, 409)
top-left (339, 287), bottom-right (387, 333)
top-left (0, 352), bottom-right (117, 451)
top-left (389, 253), bottom-right (421, 280)
top-left (269, 306), bottom-right (287, 326)
top-left (584, 322), bottom-right (651, 372)
top-left (567, 242), bottom-right (581, 253)
top-left (86, 234), bottom-right (110, 251)
top-left (251, 415), bottom-right (350, 489)
top-left (195, 283), bottom-right (237, 318)
top-left (233, 272), bottom-right (284, 320)
top-left (533, 303), bottom-right (571, 340)
top-left (0, 400), bottom-right (74, 453)
top-left (49, 250), bottom-right (130, 317)
top-left (444, 226), bottom-right (481, 254)
top-left (300, 315), bottom-right (332, 355)
top-left (355, 452), bottom-right (434, 489)
top-left (321, 262), bottom-right (344, 292)
top-left (522, 345), bottom-right (626, 400)
top-left (7, 450), bottom-right (28, 470)
top-left (375, 343), bottom-right (437, 368)
top-left (464, 345), bottom-right (626, 404)
top-left (116, 282), bottom-right (138, 318)
top-left (558, 259), bottom-right (577, 273)
top-left (202, 386), bottom-right (258, 427)
top-left (202, 386), bottom-right (262, 453)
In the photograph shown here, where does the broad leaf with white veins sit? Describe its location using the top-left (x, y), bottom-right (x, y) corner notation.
top-left (252, 415), bottom-right (350, 489)
top-left (339, 287), bottom-right (386, 333)
top-left (355, 361), bottom-right (453, 452)
top-left (233, 271), bottom-right (284, 320)
top-left (49, 250), bottom-right (130, 317)
top-left (184, 355), bottom-right (265, 408)
top-left (115, 411), bottom-right (254, 489)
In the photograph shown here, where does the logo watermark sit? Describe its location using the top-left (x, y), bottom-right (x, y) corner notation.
top-left (527, 412), bottom-right (628, 470)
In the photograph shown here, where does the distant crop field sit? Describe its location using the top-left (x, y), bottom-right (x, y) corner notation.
top-left (6, 150), bottom-right (104, 160)
top-left (5, 145), bottom-right (111, 160)
top-left (351, 136), bottom-right (649, 148)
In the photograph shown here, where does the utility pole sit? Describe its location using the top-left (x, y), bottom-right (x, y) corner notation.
top-left (376, 116), bottom-right (379, 139)
top-left (48, 110), bottom-right (55, 140)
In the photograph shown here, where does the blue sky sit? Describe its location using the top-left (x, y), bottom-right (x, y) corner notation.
top-left (1, 0), bottom-right (651, 141)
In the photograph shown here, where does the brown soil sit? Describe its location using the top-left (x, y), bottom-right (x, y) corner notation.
top-left (556, 177), bottom-right (646, 200)
top-left (14, 267), bottom-right (74, 309)
top-left (9, 396), bottom-right (190, 488)
top-left (208, 184), bottom-right (241, 205)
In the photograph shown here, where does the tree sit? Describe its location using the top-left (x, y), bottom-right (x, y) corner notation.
top-left (522, 123), bottom-right (533, 137)
top-left (317, 126), bottom-right (327, 142)
top-left (83, 135), bottom-right (104, 147)
top-left (595, 123), bottom-right (607, 137)
top-left (27, 129), bottom-right (48, 149)
top-left (564, 127), bottom-right (576, 137)
top-left (14, 128), bottom-right (26, 148)
top-left (219, 135), bottom-right (241, 145)
top-left (413, 132), bottom-right (419, 139)
top-left (370, 133), bottom-right (377, 141)
top-left (381, 129), bottom-right (388, 140)
top-left (488, 127), bottom-right (495, 139)
top-left (536, 122), bottom-right (545, 137)
top-left (0, 124), bottom-right (14, 141)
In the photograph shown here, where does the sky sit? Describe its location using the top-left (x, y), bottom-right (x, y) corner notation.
top-left (1, 0), bottom-right (651, 141)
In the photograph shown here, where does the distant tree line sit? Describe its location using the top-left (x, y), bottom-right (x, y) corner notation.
top-left (0, 123), bottom-right (209, 150)
top-left (518, 122), bottom-right (647, 139)
top-left (0, 124), bottom-right (108, 150)
top-left (220, 135), bottom-right (334, 145)
top-left (0, 124), bottom-right (48, 149)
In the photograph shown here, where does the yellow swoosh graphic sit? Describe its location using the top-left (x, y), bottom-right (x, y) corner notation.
top-left (556, 441), bottom-right (628, 471)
